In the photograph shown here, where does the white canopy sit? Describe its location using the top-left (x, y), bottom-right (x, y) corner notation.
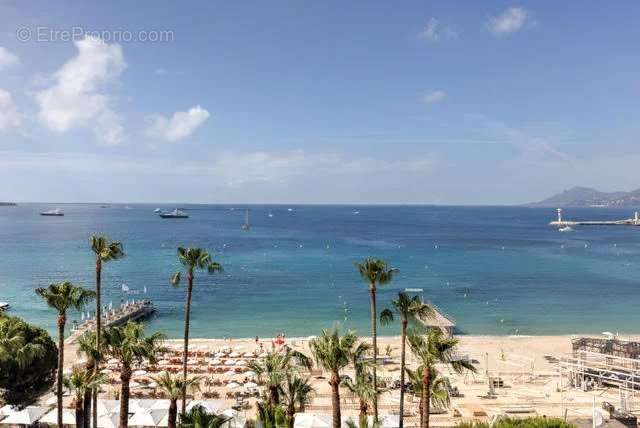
top-left (293, 413), bottom-right (332, 428)
top-left (235, 360), bottom-right (246, 366)
top-left (243, 352), bottom-right (255, 357)
top-left (244, 371), bottom-right (257, 377)
top-left (224, 370), bottom-right (237, 376)
top-left (1, 406), bottom-right (48, 425)
top-left (97, 400), bottom-right (120, 416)
top-left (40, 408), bottom-right (77, 425)
top-left (244, 381), bottom-right (258, 388)
top-left (0, 405), bottom-right (15, 417)
top-left (128, 409), bottom-right (169, 427)
top-left (209, 358), bottom-right (222, 365)
top-left (133, 369), bottom-right (147, 376)
top-left (229, 352), bottom-right (241, 358)
top-left (186, 400), bottom-right (226, 414)
top-left (226, 382), bottom-right (241, 389)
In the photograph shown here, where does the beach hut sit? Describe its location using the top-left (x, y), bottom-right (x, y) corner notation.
top-left (40, 408), bottom-right (77, 425)
top-left (128, 409), bottom-right (169, 427)
top-left (0, 406), bottom-right (48, 426)
top-left (293, 413), bottom-right (332, 428)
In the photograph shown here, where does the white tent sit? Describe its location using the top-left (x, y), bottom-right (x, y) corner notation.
top-left (186, 400), bottom-right (226, 414)
top-left (40, 408), bottom-right (77, 425)
top-left (0, 405), bottom-right (15, 417)
top-left (293, 413), bottom-right (332, 428)
top-left (128, 409), bottom-right (169, 427)
top-left (97, 412), bottom-right (120, 428)
top-left (1, 406), bottom-right (48, 425)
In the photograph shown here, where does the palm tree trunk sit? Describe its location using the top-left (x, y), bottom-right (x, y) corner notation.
top-left (119, 364), bottom-right (132, 428)
top-left (57, 314), bottom-right (66, 428)
top-left (269, 385), bottom-right (279, 406)
top-left (75, 396), bottom-right (84, 428)
top-left (421, 366), bottom-right (431, 428)
top-left (286, 405), bottom-right (295, 428)
top-left (399, 319), bottom-right (407, 428)
top-left (181, 271), bottom-right (194, 415)
top-left (83, 389), bottom-right (91, 428)
top-left (330, 371), bottom-right (341, 428)
top-left (369, 286), bottom-right (378, 420)
top-left (168, 399), bottom-right (177, 428)
top-left (93, 258), bottom-right (102, 428)
top-left (359, 400), bottom-right (368, 427)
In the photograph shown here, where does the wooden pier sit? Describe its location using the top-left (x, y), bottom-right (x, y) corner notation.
top-left (549, 208), bottom-right (640, 227)
top-left (66, 299), bottom-right (155, 344)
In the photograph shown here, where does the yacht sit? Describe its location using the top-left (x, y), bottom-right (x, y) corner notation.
top-left (40, 208), bottom-right (64, 216)
top-left (159, 209), bottom-right (189, 219)
top-left (154, 208), bottom-right (161, 213)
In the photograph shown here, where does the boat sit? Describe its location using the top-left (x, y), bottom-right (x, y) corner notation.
top-left (0, 302), bottom-right (9, 312)
top-left (40, 209), bottom-right (64, 216)
top-left (241, 209), bottom-right (250, 230)
top-left (559, 226), bottom-right (574, 232)
top-left (267, 210), bottom-right (273, 218)
top-left (159, 209), bottom-right (189, 219)
top-left (154, 208), bottom-right (161, 213)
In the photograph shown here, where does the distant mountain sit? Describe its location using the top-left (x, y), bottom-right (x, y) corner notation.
top-left (0, 202), bottom-right (16, 206)
top-left (530, 186), bottom-right (640, 207)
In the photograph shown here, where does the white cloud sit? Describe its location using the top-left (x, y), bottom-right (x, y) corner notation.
top-left (0, 89), bottom-right (21, 130)
top-left (422, 90), bottom-right (447, 104)
top-left (420, 18), bottom-right (457, 41)
top-left (34, 36), bottom-right (127, 144)
top-left (488, 7), bottom-right (528, 34)
top-left (0, 47), bottom-right (19, 71)
top-left (146, 105), bottom-right (210, 142)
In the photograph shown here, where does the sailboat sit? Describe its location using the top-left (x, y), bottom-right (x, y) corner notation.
top-left (241, 209), bottom-right (250, 230)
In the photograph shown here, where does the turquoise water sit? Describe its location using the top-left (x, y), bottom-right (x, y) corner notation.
top-left (1, 204), bottom-right (639, 338)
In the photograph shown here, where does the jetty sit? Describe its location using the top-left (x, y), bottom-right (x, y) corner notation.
top-left (549, 208), bottom-right (640, 227)
top-left (66, 299), bottom-right (155, 344)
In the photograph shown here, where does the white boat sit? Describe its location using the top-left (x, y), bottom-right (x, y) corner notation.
top-left (267, 210), bottom-right (273, 218)
top-left (40, 208), bottom-right (64, 216)
top-left (154, 208), bottom-right (161, 213)
top-left (0, 302), bottom-right (9, 312)
top-left (159, 209), bottom-right (189, 219)
top-left (559, 226), bottom-right (573, 232)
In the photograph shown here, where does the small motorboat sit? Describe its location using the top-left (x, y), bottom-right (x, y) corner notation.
top-left (40, 209), bottom-right (64, 216)
top-left (159, 209), bottom-right (189, 219)
top-left (559, 226), bottom-right (573, 232)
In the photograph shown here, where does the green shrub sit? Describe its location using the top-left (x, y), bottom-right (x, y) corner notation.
top-left (0, 315), bottom-right (58, 405)
top-left (456, 417), bottom-right (575, 428)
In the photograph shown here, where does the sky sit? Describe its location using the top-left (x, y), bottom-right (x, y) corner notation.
top-left (0, 1), bottom-right (639, 204)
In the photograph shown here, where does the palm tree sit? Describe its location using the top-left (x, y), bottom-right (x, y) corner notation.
top-left (36, 282), bottom-right (95, 428)
top-left (152, 372), bottom-right (202, 428)
top-left (380, 292), bottom-right (434, 428)
top-left (76, 332), bottom-right (103, 428)
top-left (407, 328), bottom-right (475, 428)
top-left (179, 405), bottom-right (230, 428)
top-left (280, 375), bottom-right (314, 428)
top-left (90, 235), bottom-right (123, 428)
top-left (404, 367), bottom-right (452, 428)
top-left (255, 399), bottom-right (286, 428)
top-left (64, 368), bottom-right (106, 428)
top-left (102, 322), bottom-right (166, 428)
top-left (171, 247), bottom-right (222, 414)
top-left (309, 327), bottom-right (359, 428)
top-left (343, 341), bottom-right (374, 425)
top-left (354, 257), bottom-right (397, 420)
top-left (247, 349), bottom-right (312, 406)
top-left (0, 317), bottom-right (46, 368)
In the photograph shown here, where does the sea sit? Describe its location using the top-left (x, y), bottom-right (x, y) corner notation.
top-left (1, 204), bottom-right (639, 338)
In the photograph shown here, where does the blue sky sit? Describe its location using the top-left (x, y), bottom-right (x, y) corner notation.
top-left (0, 0), bottom-right (639, 204)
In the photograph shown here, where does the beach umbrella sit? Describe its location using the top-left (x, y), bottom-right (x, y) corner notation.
top-left (235, 360), bottom-right (246, 366)
top-left (226, 382), bottom-right (240, 389)
top-left (1, 406), bottom-right (48, 425)
top-left (209, 358), bottom-right (222, 365)
top-left (293, 413), bottom-right (332, 428)
top-left (130, 381), bottom-right (142, 389)
top-left (97, 400), bottom-right (120, 416)
top-left (147, 381), bottom-right (158, 388)
top-left (258, 352), bottom-right (268, 358)
top-left (244, 371), bottom-right (257, 378)
top-left (133, 369), bottom-right (147, 376)
top-left (243, 352), bottom-right (254, 358)
top-left (229, 352), bottom-right (240, 358)
top-left (186, 400), bottom-right (225, 414)
top-left (234, 345), bottom-right (244, 350)
top-left (97, 412), bottom-right (120, 428)
top-left (40, 408), bottom-right (76, 425)
top-left (244, 381), bottom-right (258, 388)
top-left (215, 352), bottom-right (226, 357)
top-left (224, 370), bottom-right (236, 376)
top-left (129, 408), bottom-right (169, 427)
top-left (187, 358), bottom-right (199, 365)
top-left (107, 358), bottom-right (119, 365)
top-left (101, 368), bottom-right (113, 374)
